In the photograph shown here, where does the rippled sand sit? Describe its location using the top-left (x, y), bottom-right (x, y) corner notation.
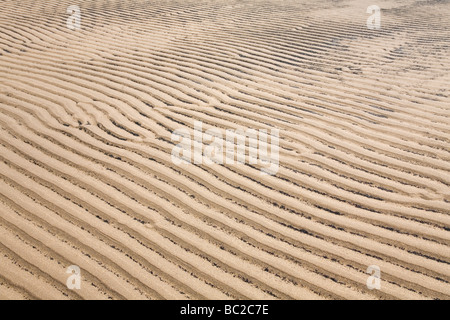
top-left (0, 0), bottom-right (449, 300)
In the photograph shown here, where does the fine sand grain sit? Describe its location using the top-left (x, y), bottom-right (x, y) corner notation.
top-left (0, 0), bottom-right (449, 300)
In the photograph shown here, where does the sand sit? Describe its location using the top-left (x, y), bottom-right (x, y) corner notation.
top-left (0, 0), bottom-right (449, 300)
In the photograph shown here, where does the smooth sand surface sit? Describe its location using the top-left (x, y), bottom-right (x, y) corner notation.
top-left (0, 0), bottom-right (449, 300)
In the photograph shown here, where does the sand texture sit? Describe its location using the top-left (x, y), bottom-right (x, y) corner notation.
top-left (0, 0), bottom-right (449, 300)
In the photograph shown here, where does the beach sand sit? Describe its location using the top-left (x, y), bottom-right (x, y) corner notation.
top-left (0, 0), bottom-right (449, 300)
